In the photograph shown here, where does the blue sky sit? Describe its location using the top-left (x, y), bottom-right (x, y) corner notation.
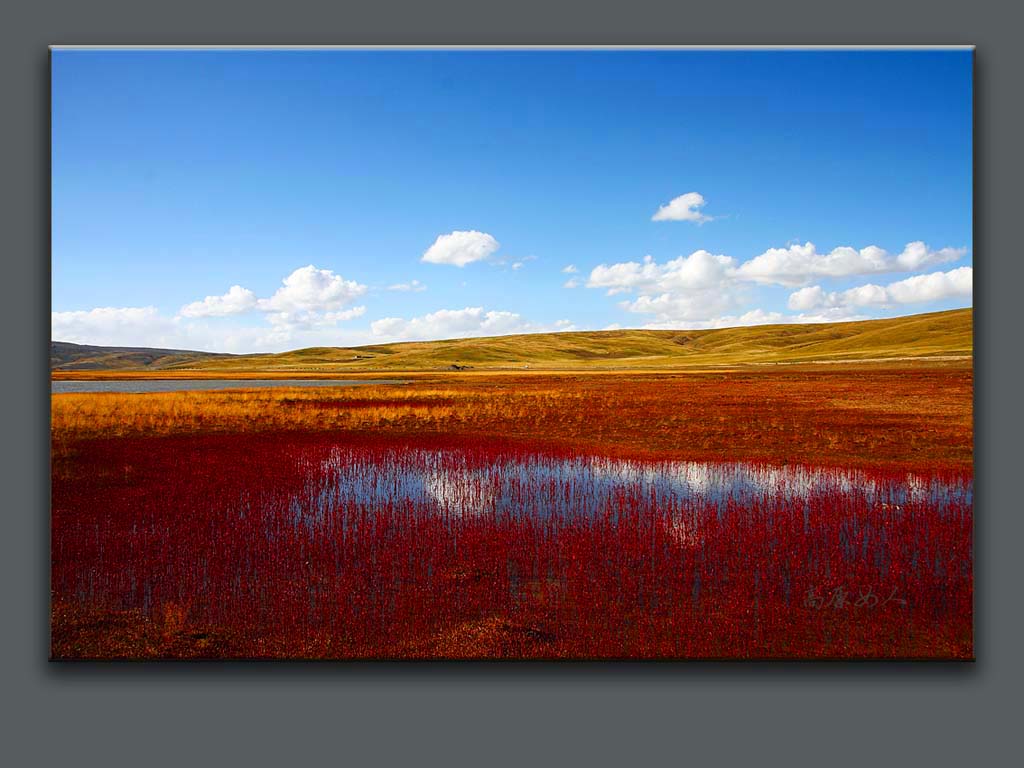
top-left (52, 48), bottom-right (973, 352)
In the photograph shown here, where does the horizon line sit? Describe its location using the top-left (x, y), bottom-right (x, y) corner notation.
top-left (50, 306), bottom-right (972, 357)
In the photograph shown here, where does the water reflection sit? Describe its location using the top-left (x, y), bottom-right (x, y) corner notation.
top-left (302, 448), bottom-right (972, 523)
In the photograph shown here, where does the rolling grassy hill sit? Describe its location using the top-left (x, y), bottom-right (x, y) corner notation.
top-left (52, 308), bottom-right (972, 374)
top-left (50, 341), bottom-right (234, 371)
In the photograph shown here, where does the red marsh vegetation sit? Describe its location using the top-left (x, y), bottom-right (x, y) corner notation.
top-left (50, 366), bottom-right (973, 659)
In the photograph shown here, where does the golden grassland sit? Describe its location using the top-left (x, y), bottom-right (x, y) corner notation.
top-left (51, 363), bottom-right (973, 471)
top-left (52, 307), bottom-right (972, 375)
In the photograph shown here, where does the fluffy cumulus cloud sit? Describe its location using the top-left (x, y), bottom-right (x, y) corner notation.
top-left (737, 241), bottom-right (967, 286)
top-left (887, 267), bottom-right (973, 303)
top-left (55, 228), bottom-right (972, 353)
top-left (895, 242), bottom-right (967, 271)
top-left (53, 304), bottom-right (374, 354)
top-left (581, 239), bottom-right (968, 330)
top-left (173, 264), bottom-right (368, 345)
top-left (737, 242), bottom-right (890, 286)
top-left (584, 250), bottom-right (759, 326)
top-left (371, 307), bottom-right (573, 342)
top-left (421, 230), bottom-right (500, 267)
top-left (788, 285), bottom-right (838, 312)
top-left (618, 290), bottom-right (740, 327)
top-left (179, 285), bottom-right (258, 318)
top-left (266, 306), bottom-right (367, 330)
top-left (256, 265), bottom-right (366, 313)
top-left (54, 265), bottom-right (373, 354)
top-left (587, 250), bottom-right (737, 296)
top-left (176, 265), bottom-right (367, 322)
top-left (586, 250), bottom-right (743, 325)
top-left (176, 266), bottom-right (365, 320)
top-left (788, 267), bottom-right (973, 312)
top-left (651, 192), bottom-right (713, 223)
top-left (587, 256), bottom-right (663, 296)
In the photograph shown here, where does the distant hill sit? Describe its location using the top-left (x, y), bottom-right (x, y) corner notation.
top-left (51, 308), bottom-right (972, 373)
top-left (50, 341), bottom-right (235, 371)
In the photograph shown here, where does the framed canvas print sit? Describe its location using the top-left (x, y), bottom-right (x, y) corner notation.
top-left (50, 46), bottom-right (973, 660)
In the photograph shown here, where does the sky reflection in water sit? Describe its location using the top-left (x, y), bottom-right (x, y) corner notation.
top-left (295, 448), bottom-right (972, 525)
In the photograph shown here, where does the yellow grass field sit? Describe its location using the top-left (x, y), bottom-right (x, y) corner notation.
top-left (52, 307), bottom-right (972, 375)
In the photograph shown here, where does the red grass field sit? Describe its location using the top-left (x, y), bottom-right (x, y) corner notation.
top-left (50, 366), bottom-right (973, 659)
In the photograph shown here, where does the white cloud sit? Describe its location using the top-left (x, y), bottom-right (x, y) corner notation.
top-left (651, 192), bottom-right (714, 223)
top-left (257, 265), bottom-right (367, 313)
top-left (737, 242), bottom-right (890, 286)
top-left (638, 308), bottom-right (783, 331)
top-left (52, 306), bottom-right (181, 348)
top-left (725, 308), bottom-right (786, 326)
top-left (371, 307), bottom-right (573, 342)
top-left (840, 283), bottom-right (890, 307)
top-left (638, 308), bottom-right (868, 331)
top-left (587, 250), bottom-right (744, 326)
top-left (789, 311), bottom-right (870, 324)
top-left (887, 267), bottom-right (973, 304)
top-left (371, 307), bottom-right (526, 341)
top-left (576, 240), bottom-right (968, 333)
top-left (326, 307), bottom-right (367, 322)
top-left (228, 312), bottom-right (386, 352)
top-left (52, 303), bottom-right (374, 354)
top-left (895, 241), bottom-right (967, 271)
top-left (267, 306), bottom-right (367, 330)
top-left (582, 243), bottom-right (941, 329)
top-left (788, 267), bottom-right (973, 311)
top-left (252, 305), bottom-right (368, 348)
top-left (620, 290), bottom-right (740, 326)
top-left (387, 279), bottom-right (427, 292)
top-left (697, 309), bottom-right (785, 328)
top-left (587, 250), bottom-right (738, 296)
top-left (177, 266), bottom-right (366, 320)
top-left (421, 230), bottom-right (500, 267)
top-left (788, 285), bottom-right (831, 312)
top-left (563, 278), bottom-right (580, 289)
top-left (179, 285), bottom-right (258, 318)
top-left (587, 255), bottom-right (663, 295)
top-left (561, 264), bottom-right (579, 274)
top-left (55, 265), bottom-right (372, 354)
top-left (737, 241), bottom-right (968, 286)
